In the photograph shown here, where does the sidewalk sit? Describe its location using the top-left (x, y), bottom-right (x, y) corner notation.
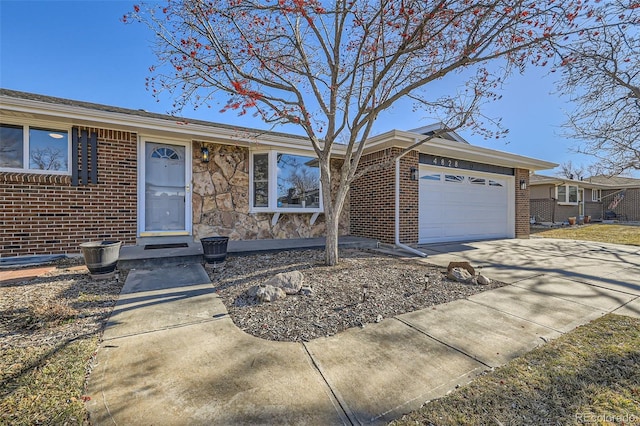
top-left (86, 239), bottom-right (639, 425)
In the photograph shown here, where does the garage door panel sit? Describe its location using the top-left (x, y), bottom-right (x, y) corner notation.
top-left (419, 166), bottom-right (513, 244)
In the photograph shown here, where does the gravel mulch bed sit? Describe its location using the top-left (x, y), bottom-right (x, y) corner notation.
top-left (208, 249), bottom-right (506, 342)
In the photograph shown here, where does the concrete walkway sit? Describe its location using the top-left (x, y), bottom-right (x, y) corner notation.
top-left (86, 238), bottom-right (640, 425)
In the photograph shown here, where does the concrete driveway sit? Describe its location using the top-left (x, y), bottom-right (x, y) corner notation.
top-left (420, 237), bottom-right (640, 319)
top-left (87, 238), bottom-right (640, 425)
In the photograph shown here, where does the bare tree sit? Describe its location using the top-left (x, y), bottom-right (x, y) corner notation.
top-left (283, 169), bottom-right (319, 203)
top-left (30, 147), bottom-right (65, 171)
top-left (554, 4), bottom-right (640, 175)
top-left (557, 160), bottom-right (586, 180)
top-left (128, 0), bottom-right (625, 265)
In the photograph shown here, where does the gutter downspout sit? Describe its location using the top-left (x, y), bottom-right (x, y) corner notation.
top-left (395, 149), bottom-right (427, 258)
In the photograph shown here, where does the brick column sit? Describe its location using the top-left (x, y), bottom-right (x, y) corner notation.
top-left (515, 168), bottom-right (530, 238)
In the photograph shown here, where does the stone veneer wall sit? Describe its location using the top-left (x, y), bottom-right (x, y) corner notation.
top-left (191, 142), bottom-right (349, 240)
top-left (1, 127), bottom-right (137, 256)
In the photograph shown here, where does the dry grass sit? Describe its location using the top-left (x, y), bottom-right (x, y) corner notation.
top-left (531, 224), bottom-right (640, 246)
top-left (391, 314), bottom-right (640, 426)
top-left (1, 339), bottom-right (98, 425)
top-left (0, 259), bottom-right (124, 425)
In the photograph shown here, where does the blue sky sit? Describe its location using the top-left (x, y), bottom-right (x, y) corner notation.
top-left (0, 0), bottom-right (606, 176)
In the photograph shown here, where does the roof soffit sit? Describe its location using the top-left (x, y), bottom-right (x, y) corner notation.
top-left (0, 92), bottom-right (342, 155)
top-left (361, 130), bottom-right (557, 171)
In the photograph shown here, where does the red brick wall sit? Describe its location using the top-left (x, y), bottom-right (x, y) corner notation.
top-left (515, 168), bottom-right (530, 238)
top-left (1, 128), bottom-right (137, 257)
top-left (350, 148), bottom-right (419, 245)
top-left (398, 151), bottom-right (419, 244)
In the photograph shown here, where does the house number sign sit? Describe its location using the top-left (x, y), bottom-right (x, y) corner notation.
top-left (419, 154), bottom-right (514, 176)
top-left (431, 157), bottom-right (459, 168)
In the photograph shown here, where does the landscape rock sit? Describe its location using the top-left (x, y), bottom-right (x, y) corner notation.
top-left (246, 285), bottom-right (261, 298)
top-left (477, 274), bottom-right (491, 285)
top-left (265, 271), bottom-right (304, 295)
top-left (447, 261), bottom-right (475, 276)
top-left (299, 285), bottom-right (313, 296)
top-left (210, 249), bottom-right (507, 342)
top-left (447, 267), bottom-right (473, 283)
top-left (253, 285), bottom-right (286, 302)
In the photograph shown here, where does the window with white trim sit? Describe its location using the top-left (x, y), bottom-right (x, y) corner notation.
top-left (557, 184), bottom-right (579, 204)
top-left (421, 173), bottom-right (441, 181)
top-left (591, 189), bottom-right (601, 202)
top-left (445, 174), bottom-right (464, 183)
top-left (250, 151), bottom-right (322, 212)
top-left (0, 123), bottom-right (70, 174)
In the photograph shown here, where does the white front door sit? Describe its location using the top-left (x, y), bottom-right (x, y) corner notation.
top-left (138, 139), bottom-right (191, 236)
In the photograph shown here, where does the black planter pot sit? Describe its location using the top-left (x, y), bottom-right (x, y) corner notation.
top-left (80, 241), bottom-right (122, 278)
top-left (200, 236), bottom-right (229, 264)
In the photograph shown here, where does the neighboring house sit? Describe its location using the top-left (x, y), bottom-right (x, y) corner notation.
top-left (1, 89), bottom-right (556, 257)
top-left (586, 175), bottom-right (640, 222)
top-left (529, 174), bottom-right (640, 223)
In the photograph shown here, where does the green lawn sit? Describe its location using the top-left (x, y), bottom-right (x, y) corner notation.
top-left (531, 224), bottom-right (640, 246)
top-left (391, 314), bottom-right (640, 426)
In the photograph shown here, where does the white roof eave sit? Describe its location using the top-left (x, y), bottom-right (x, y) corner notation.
top-left (0, 94), bottom-right (346, 156)
top-left (362, 130), bottom-right (557, 171)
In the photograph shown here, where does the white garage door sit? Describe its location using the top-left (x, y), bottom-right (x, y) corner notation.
top-left (419, 166), bottom-right (515, 244)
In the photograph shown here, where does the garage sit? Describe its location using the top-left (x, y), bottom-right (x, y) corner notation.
top-left (418, 164), bottom-right (515, 244)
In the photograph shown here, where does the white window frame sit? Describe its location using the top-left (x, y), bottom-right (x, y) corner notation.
top-left (556, 184), bottom-right (580, 205)
top-left (0, 121), bottom-right (72, 175)
top-left (249, 150), bottom-right (323, 213)
top-left (591, 189), bottom-right (601, 202)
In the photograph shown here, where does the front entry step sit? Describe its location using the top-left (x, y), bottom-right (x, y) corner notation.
top-left (136, 236), bottom-right (194, 246)
top-left (118, 242), bottom-right (204, 270)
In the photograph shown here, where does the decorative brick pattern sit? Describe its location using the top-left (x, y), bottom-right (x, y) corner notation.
top-left (350, 148), bottom-right (418, 244)
top-left (1, 127), bottom-right (137, 256)
top-left (514, 168), bottom-right (530, 238)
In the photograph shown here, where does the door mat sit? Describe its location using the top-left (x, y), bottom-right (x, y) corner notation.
top-left (144, 243), bottom-right (189, 250)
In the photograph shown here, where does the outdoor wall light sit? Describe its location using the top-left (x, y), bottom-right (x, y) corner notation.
top-left (410, 167), bottom-right (419, 181)
top-left (201, 146), bottom-right (210, 163)
top-left (520, 179), bottom-right (527, 190)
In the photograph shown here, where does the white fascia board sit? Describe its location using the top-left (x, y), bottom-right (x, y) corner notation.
top-left (530, 175), bottom-right (613, 189)
top-left (361, 129), bottom-right (557, 171)
top-left (529, 177), bottom-right (565, 186)
top-left (530, 180), bottom-right (608, 189)
top-left (406, 123), bottom-right (469, 143)
top-left (0, 95), bottom-right (348, 157)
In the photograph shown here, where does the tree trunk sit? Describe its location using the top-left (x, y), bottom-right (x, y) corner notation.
top-left (324, 211), bottom-right (340, 266)
top-left (320, 158), bottom-right (344, 266)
